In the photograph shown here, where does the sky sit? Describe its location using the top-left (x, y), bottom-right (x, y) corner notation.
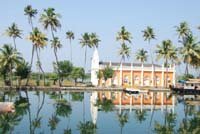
top-left (0, 0), bottom-right (200, 74)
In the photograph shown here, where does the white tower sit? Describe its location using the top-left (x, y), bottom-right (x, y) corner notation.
top-left (91, 47), bottom-right (99, 86)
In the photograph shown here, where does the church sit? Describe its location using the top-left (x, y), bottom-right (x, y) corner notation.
top-left (91, 48), bottom-right (176, 87)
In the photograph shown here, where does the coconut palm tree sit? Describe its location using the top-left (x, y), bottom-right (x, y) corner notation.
top-left (156, 40), bottom-right (177, 87)
top-left (51, 37), bottom-right (62, 86)
top-left (24, 5), bottom-right (38, 29)
top-left (66, 31), bottom-right (75, 63)
top-left (90, 32), bottom-right (101, 48)
top-left (117, 111), bottom-right (129, 134)
top-left (118, 43), bottom-right (131, 63)
top-left (175, 21), bottom-right (191, 39)
top-left (136, 48), bottom-right (148, 64)
top-left (39, 7), bottom-right (61, 38)
top-left (116, 26), bottom-right (132, 44)
top-left (179, 34), bottom-right (200, 75)
top-left (80, 32), bottom-right (92, 71)
top-left (142, 26), bottom-right (156, 85)
top-left (5, 23), bottom-right (22, 50)
top-left (0, 44), bottom-right (23, 86)
top-left (28, 28), bottom-right (48, 85)
top-left (24, 5), bottom-right (38, 85)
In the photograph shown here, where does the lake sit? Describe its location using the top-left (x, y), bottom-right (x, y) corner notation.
top-left (0, 90), bottom-right (199, 134)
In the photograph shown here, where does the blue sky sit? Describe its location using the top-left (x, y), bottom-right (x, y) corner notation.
top-left (0, 0), bottom-right (200, 74)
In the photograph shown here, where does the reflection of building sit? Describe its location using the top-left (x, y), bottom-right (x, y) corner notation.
top-left (98, 91), bottom-right (175, 113)
top-left (91, 49), bottom-right (176, 87)
top-left (90, 92), bottom-right (98, 124)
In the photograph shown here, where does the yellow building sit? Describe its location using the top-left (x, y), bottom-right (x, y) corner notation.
top-left (91, 48), bottom-right (176, 87)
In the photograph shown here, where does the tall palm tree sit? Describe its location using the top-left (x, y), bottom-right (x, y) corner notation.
top-left (39, 7), bottom-right (61, 38)
top-left (118, 43), bottom-right (131, 63)
top-left (116, 26), bottom-right (132, 45)
top-left (66, 31), bottom-right (75, 63)
top-left (156, 40), bottom-right (177, 87)
top-left (40, 7), bottom-right (62, 86)
top-left (51, 37), bottom-right (62, 86)
top-left (80, 32), bottom-right (92, 71)
top-left (175, 21), bottom-right (191, 39)
top-left (136, 48), bottom-right (148, 64)
top-left (117, 111), bottom-right (129, 134)
top-left (142, 26), bottom-right (156, 85)
top-left (28, 28), bottom-right (48, 85)
top-left (24, 5), bottom-right (38, 85)
top-left (5, 23), bottom-right (22, 50)
top-left (0, 44), bottom-right (23, 86)
top-left (90, 32), bottom-right (101, 48)
top-left (179, 34), bottom-right (200, 75)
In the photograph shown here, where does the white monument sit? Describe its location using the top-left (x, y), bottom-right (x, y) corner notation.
top-left (91, 47), bottom-right (99, 86)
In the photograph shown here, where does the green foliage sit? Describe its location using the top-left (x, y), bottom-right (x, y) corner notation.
top-left (15, 60), bottom-right (31, 80)
top-left (56, 101), bottom-right (72, 117)
top-left (70, 92), bottom-right (84, 102)
top-left (48, 114), bottom-right (60, 131)
top-left (77, 121), bottom-right (97, 134)
top-left (178, 74), bottom-right (194, 81)
top-left (95, 98), bottom-right (114, 112)
top-left (55, 60), bottom-right (73, 79)
top-left (70, 67), bottom-right (85, 85)
top-left (102, 66), bottom-right (114, 82)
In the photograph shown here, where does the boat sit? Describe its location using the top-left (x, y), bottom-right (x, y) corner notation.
top-left (123, 88), bottom-right (148, 94)
top-left (171, 79), bottom-right (200, 95)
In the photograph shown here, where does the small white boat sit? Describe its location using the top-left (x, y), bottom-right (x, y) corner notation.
top-left (0, 102), bottom-right (15, 113)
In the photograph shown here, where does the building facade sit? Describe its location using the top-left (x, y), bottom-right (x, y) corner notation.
top-left (91, 48), bottom-right (176, 87)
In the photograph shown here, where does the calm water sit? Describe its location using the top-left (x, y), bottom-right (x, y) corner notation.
top-left (0, 90), bottom-right (199, 134)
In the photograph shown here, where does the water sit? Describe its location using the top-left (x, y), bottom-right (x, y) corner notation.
top-left (0, 90), bottom-right (199, 134)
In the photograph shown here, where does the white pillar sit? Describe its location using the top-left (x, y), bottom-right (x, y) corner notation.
top-left (151, 64), bottom-right (154, 87)
top-left (129, 96), bottom-right (132, 113)
top-left (119, 92), bottom-right (122, 114)
top-left (130, 63), bottom-right (133, 87)
top-left (151, 92), bottom-right (153, 113)
top-left (161, 92), bottom-right (164, 112)
top-left (119, 63), bottom-right (122, 86)
top-left (141, 64), bottom-right (144, 86)
top-left (140, 94), bottom-right (143, 112)
top-left (161, 64), bottom-right (164, 87)
top-left (172, 95), bottom-right (175, 113)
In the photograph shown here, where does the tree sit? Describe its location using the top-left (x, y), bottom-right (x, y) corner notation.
top-left (24, 5), bottom-right (38, 85)
top-left (80, 33), bottom-right (92, 71)
top-left (77, 121), bottom-right (97, 134)
top-left (15, 60), bottom-right (31, 86)
top-left (175, 21), bottom-right (191, 40)
top-left (5, 23), bottom-right (22, 50)
top-left (102, 66), bottom-right (114, 84)
top-left (0, 44), bottom-right (23, 86)
top-left (28, 27), bottom-right (48, 85)
top-left (48, 114), bottom-right (60, 133)
top-left (71, 67), bottom-right (85, 86)
top-left (66, 31), bottom-right (75, 63)
top-left (156, 40), bottom-right (178, 87)
top-left (40, 8), bottom-right (62, 86)
top-left (134, 110), bottom-right (147, 123)
top-left (179, 34), bottom-right (200, 75)
top-left (116, 26), bottom-right (132, 64)
top-left (136, 48), bottom-right (148, 64)
top-left (51, 37), bottom-right (62, 86)
top-left (117, 111), bottom-right (129, 134)
top-left (142, 26), bottom-right (156, 85)
top-left (90, 32), bottom-right (101, 48)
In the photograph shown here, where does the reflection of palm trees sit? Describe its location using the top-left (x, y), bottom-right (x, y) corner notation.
top-left (77, 121), bottom-right (97, 134)
top-left (0, 113), bottom-right (21, 134)
top-left (70, 92), bottom-right (84, 102)
top-left (134, 109), bottom-right (147, 124)
top-left (48, 114), bottom-right (60, 134)
top-left (95, 98), bottom-right (114, 112)
top-left (117, 111), bottom-right (129, 134)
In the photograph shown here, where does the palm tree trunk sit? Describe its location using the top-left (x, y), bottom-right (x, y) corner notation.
top-left (185, 63), bottom-right (189, 75)
top-left (10, 64), bottom-right (12, 86)
top-left (166, 59), bottom-right (169, 88)
top-left (70, 39), bottom-right (72, 63)
top-left (36, 47), bottom-right (45, 86)
top-left (84, 46), bottom-right (87, 72)
top-left (54, 48), bottom-right (62, 86)
top-left (149, 41), bottom-right (156, 87)
top-left (13, 37), bottom-right (16, 50)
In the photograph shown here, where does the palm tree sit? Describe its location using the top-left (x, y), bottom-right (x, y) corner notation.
top-left (142, 26), bottom-right (156, 85)
top-left (51, 37), bottom-right (62, 86)
top-left (118, 43), bottom-right (131, 63)
top-left (90, 32), bottom-right (101, 48)
top-left (28, 27), bottom-right (48, 85)
top-left (39, 7), bottom-right (61, 38)
top-left (5, 23), bottom-right (22, 50)
top-left (175, 21), bottom-right (191, 39)
top-left (66, 31), bottom-right (75, 63)
top-left (136, 48), bottom-right (148, 64)
top-left (0, 44), bottom-right (23, 86)
top-left (24, 5), bottom-right (37, 29)
top-left (116, 26), bottom-right (132, 44)
top-left (80, 32), bottom-right (92, 71)
top-left (134, 109), bottom-right (147, 123)
top-left (179, 34), bottom-right (200, 75)
top-left (40, 7), bottom-right (62, 86)
top-left (156, 40), bottom-right (177, 87)
top-left (24, 5), bottom-right (38, 85)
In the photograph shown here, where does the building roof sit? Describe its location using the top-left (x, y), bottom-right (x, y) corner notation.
top-left (99, 61), bottom-right (162, 67)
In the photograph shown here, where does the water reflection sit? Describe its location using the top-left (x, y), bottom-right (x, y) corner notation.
top-left (0, 90), bottom-right (199, 133)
